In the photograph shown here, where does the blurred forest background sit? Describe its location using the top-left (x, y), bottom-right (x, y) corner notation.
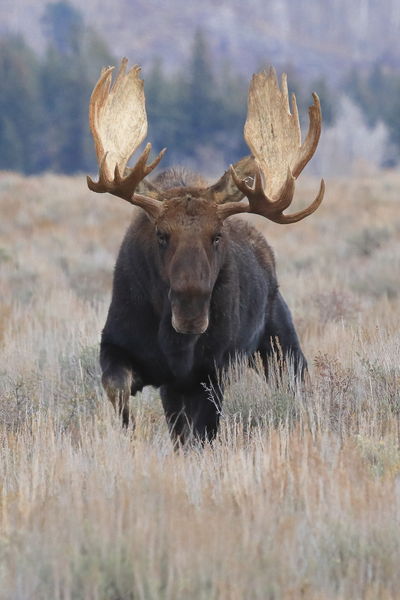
top-left (0, 0), bottom-right (399, 177)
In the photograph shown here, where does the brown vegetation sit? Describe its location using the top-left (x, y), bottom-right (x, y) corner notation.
top-left (0, 171), bottom-right (399, 598)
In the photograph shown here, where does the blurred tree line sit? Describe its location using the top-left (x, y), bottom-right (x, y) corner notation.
top-left (0, 2), bottom-right (113, 174)
top-left (0, 1), bottom-right (399, 174)
top-left (345, 65), bottom-right (400, 165)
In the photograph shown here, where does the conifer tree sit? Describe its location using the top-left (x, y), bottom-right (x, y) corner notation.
top-left (185, 30), bottom-right (219, 151)
top-left (0, 36), bottom-right (42, 173)
top-left (40, 1), bottom-right (114, 173)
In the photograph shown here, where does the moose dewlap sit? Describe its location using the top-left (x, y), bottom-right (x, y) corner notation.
top-left (87, 58), bottom-right (324, 446)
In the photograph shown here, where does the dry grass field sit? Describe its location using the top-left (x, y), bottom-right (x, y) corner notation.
top-left (0, 170), bottom-right (399, 599)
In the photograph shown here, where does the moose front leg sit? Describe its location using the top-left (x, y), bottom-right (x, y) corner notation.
top-left (261, 291), bottom-right (307, 380)
top-left (100, 341), bottom-right (143, 426)
top-left (160, 379), bottom-right (222, 448)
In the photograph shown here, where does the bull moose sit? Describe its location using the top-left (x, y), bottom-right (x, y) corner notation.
top-left (87, 59), bottom-right (324, 446)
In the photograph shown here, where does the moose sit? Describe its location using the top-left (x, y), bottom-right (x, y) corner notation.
top-left (87, 59), bottom-right (324, 446)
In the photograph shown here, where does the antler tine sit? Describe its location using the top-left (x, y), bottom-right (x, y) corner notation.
top-left (225, 164), bottom-right (296, 223)
top-left (226, 67), bottom-right (324, 224)
top-left (292, 93), bottom-right (322, 179)
top-left (274, 178), bottom-right (325, 224)
top-left (89, 68), bottom-right (116, 181)
top-left (229, 163), bottom-right (254, 198)
top-left (269, 167), bottom-right (296, 213)
top-left (87, 152), bottom-right (112, 192)
top-left (145, 146), bottom-right (167, 172)
top-left (126, 143), bottom-right (167, 178)
top-left (87, 59), bottom-right (165, 218)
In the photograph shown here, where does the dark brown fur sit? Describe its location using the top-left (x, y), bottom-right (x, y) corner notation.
top-left (100, 169), bottom-right (306, 446)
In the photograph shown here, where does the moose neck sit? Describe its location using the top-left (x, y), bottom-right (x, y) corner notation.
top-left (156, 247), bottom-right (233, 381)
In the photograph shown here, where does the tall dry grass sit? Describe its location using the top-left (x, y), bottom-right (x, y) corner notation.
top-left (0, 171), bottom-right (399, 599)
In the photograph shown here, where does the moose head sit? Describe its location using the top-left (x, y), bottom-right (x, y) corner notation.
top-left (87, 59), bottom-right (324, 337)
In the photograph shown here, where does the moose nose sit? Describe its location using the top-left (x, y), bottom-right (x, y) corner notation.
top-left (169, 289), bottom-right (210, 335)
top-left (171, 315), bottom-right (209, 335)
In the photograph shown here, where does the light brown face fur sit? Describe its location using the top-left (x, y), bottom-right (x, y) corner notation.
top-left (154, 190), bottom-right (226, 335)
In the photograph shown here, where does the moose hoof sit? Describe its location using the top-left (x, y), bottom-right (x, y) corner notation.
top-left (102, 368), bottom-right (132, 425)
top-left (131, 374), bottom-right (144, 395)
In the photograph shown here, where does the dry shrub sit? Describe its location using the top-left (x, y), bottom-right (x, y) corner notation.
top-left (347, 226), bottom-right (389, 257)
top-left (313, 289), bottom-right (360, 324)
top-left (1, 172), bottom-right (400, 598)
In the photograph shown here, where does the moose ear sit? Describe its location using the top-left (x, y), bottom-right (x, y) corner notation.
top-left (206, 155), bottom-right (257, 204)
top-left (135, 178), bottom-right (160, 199)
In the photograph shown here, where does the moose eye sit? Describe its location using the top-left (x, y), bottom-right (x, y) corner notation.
top-left (156, 230), bottom-right (169, 248)
top-left (213, 233), bottom-right (222, 247)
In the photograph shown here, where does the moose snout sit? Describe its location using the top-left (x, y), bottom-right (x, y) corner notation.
top-left (169, 289), bottom-right (210, 335)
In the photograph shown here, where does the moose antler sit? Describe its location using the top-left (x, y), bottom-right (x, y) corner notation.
top-left (87, 58), bottom-right (164, 219)
top-left (218, 67), bottom-right (324, 223)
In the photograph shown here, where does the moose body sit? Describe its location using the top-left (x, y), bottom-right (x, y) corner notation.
top-left (87, 60), bottom-right (324, 445)
top-left (100, 175), bottom-right (304, 443)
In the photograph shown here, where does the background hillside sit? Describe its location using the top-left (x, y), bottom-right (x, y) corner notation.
top-left (0, 1), bottom-right (399, 174)
top-left (3, 0), bottom-right (400, 81)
